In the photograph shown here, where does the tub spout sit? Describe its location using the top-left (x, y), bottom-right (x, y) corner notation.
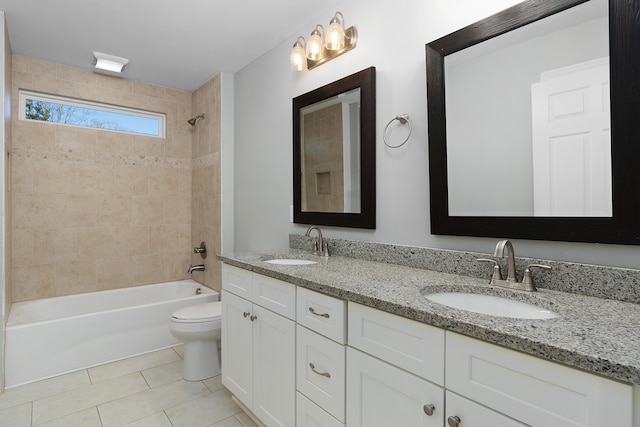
top-left (187, 264), bottom-right (205, 274)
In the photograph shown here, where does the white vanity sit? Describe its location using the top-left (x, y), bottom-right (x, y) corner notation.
top-left (221, 262), bottom-right (636, 427)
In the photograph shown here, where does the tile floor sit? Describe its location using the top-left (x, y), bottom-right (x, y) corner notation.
top-left (0, 346), bottom-right (257, 427)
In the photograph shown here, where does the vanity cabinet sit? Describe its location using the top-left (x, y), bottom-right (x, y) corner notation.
top-left (296, 287), bottom-right (347, 426)
top-left (346, 302), bottom-right (445, 427)
top-left (221, 265), bottom-right (296, 427)
top-left (221, 263), bottom-right (635, 427)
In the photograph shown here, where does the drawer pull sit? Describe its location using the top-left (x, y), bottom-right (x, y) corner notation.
top-left (309, 363), bottom-right (331, 378)
top-left (423, 404), bottom-right (435, 416)
top-left (447, 416), bottom-right (461, 427)
top-left (243, 311), bottom-right (250, 318)
top-left (308, 307), bottom-right (330, 318)
top-left (250, 315), bottom-right (258, 321)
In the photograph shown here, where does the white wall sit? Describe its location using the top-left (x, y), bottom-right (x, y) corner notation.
top-left (232, 0), bottom-right (640, 269)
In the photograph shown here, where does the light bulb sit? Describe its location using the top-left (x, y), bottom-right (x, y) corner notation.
top-left (306, 26), bottom-right (324, 61)
top-left (325, 13), bottom-right (345, 51)
top-left (290, 38), bottom-right (307, 71)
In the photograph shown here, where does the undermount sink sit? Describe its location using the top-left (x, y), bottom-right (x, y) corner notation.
top-left (264, 259), bottom-right (318, 266)
top-left (426, 292), bottom-right (559, 319)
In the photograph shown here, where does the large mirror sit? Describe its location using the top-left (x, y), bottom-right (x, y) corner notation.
top-left (426, 0), bottom-right (640, 244)
top-left (293, 67), bottom-right (376, 229)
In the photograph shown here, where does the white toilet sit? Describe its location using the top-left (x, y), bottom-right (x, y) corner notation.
top-left (169, 301), bottom-right (222, 381)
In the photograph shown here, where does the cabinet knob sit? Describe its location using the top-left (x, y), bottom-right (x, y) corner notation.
top-left (447, 416), bottom-right (461, 427)
top-left (309, 363), bottom-right (331, 378)
top-left (243, 311), bottom-right (250, 318)
top-left (423, 404), bottom-right (435, 416)
top-left (250, 315), bottom-right (258, 321)
top-left (308, 307), bottom-right (330, 318)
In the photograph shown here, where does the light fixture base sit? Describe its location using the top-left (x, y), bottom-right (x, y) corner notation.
top-left (307, 26), bottom-right (357, 70)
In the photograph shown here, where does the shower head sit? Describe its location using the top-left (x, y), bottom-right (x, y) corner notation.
top-left (187, 113), bottom-right (205, 126)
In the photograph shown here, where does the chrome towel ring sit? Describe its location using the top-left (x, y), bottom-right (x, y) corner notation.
top-left (383, 114), bottom-right (412, 148)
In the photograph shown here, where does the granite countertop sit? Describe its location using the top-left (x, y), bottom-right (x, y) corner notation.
top-left (218, 249), bottom-right (640, 385)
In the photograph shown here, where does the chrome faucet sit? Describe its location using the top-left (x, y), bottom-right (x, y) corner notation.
top-left (494, 239), bottom-right (517, 283)
top-left (478, 240), bottom-right (551, 292)
top-left (304, 225), bottom-right (330, 256)
top-left (187, 264), bottom-right (205, 274)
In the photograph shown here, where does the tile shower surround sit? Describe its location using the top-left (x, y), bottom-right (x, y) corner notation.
top-left (9, 56), bottom-right (221, 302)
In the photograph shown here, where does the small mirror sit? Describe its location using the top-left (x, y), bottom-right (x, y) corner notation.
top-left (293, 67), bottom-right (376, 229)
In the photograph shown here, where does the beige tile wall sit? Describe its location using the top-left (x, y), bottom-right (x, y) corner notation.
top-left (190, 75), bottom-right (222, 292)
top-left (302, 103), bottom-right (344, 212)
top-left (9, 56), bottom-right (209, 302)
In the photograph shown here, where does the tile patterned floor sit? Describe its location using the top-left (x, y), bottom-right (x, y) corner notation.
top-left (0, 346), bottom-right (257, 427)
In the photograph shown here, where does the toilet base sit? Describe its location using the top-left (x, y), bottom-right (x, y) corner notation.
top-left (182, 340), bottom-right (220, 381)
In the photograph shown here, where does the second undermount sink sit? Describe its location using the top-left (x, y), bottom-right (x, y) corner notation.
top-left (264, 259), bottom-right (318, 266)
top-left (426, 292), bottom-right (559, 319)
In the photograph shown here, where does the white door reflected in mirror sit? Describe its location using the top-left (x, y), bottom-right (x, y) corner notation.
top-left (445, 0), bottom-right (610, 217)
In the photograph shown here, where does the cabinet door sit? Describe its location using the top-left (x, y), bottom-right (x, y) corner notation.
top-left (253, 305), bottom-right (296, 427)
top-left (346, 347), bottom-right (444, 427)
top-left (446, 391), bottom-right (526, 427)
top-left (221, 290), bottom-right (253, 408)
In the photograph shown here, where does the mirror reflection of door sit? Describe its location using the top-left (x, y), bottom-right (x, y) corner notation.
top-left (300, 88), bottom-right (361, 214)
top-left (531, 58), bottom-right (611, 216)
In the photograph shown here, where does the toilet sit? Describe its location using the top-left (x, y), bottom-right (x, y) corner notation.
top-left (169, 301), bottom-right (222, 381)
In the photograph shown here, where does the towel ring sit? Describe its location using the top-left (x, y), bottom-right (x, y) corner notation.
top-left (383, 114), bottom-right (412, 148)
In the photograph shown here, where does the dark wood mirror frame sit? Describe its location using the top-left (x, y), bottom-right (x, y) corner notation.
top-left (426, 0), bottom-right (640, 245)
top-left (293, 67), bottom-right (376, 229)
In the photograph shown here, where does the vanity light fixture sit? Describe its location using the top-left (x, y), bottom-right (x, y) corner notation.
top-left (290, 11), bottom-right (357, 71)
top-left (92, 51), bottom-right (129, 73)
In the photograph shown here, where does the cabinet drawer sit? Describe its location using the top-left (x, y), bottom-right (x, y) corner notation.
top-left (297, 392), bottom-right (345, 427)
top-left (445, 391), bottom-right (526, 427)
top-left (446, 333), bottom-right (633, 427)
top-left (252, 274), bottom-right (296, 320)
top-left (222, 264), bottom-right (253, 299)
top-left (297, 287), bottom-right (346, 343)
top-left (348, 302), bottom-right (445, 385)
top-left (296, 325), bottom-right (346, 422)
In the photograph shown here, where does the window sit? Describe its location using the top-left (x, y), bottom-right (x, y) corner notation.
top-left (19, 91), bottom-right (165, 138)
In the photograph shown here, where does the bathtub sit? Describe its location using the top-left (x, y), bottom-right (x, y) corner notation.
top-left (5, 280), bottom-right (218, 388)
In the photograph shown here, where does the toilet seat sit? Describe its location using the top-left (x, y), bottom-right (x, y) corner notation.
top-left (172, 301), bottom-right (221, 323)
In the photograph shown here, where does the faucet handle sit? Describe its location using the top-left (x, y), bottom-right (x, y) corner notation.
top-left (477, 258), bottom-right (502, 283)
top-left (321, 240), bottom-right (330, 257)
top-left (311, 237), bottom-right (320, 255)
top-left (522, 264), bottom-right (551, 291)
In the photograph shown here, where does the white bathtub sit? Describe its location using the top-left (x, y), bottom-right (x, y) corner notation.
top-left (5, 280), bottom-right (219, 388)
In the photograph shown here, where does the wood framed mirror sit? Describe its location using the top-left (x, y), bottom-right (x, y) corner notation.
top-left (293, 67), bottom-right (376, 229)
top-left (426, 0), bottom-right (640, 244)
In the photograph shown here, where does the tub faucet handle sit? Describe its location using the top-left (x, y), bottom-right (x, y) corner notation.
top-left (193, 242), bottom-right (207, 259)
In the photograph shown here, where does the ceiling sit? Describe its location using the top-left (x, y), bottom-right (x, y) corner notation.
top-left (0, 0), bottom-right (340, 92)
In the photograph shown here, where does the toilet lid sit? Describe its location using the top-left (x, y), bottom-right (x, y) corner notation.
top-left (172, 302), bottom-right (221, 321)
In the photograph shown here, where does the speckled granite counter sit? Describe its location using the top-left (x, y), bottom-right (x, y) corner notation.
top-left (218, 249), bottom-right (640, 385)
